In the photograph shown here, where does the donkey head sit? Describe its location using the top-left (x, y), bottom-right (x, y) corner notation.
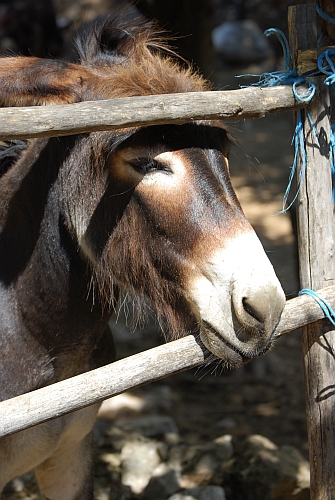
top-left (0, 13), bottom-right (285, 368)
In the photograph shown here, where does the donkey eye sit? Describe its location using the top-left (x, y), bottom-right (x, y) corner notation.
top-left (129, 158), bottom-right (171, 174)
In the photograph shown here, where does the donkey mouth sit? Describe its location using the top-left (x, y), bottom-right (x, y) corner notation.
top-left (200, 321), bottom-right (273, 369)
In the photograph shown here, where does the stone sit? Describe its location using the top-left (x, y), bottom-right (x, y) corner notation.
top-left (142, 463), bottom-right (180, 499)
top-left (98, 386), bottom-right (173, 419)
top-left (121, 438), bottom-right (161, 494)
top-left (215, 417), bottom-right (237, 431)
top-left (109, 482), bottom-right (132, 500)
top-left (168, 495), bottom-right (198, 500)
top-left (212, 20), bottom-right (274, 64)
top-left (97, 413), bottom-right (309, 500)
top-left (120, 414), bottom-right (179, 440)
top-left (198, 486), bottom-right (227, 500)
top-left (2, 475), bottom-right (29, 493)
top-left (168, 444), bottom-right (189, 473)
top-left (98, 393), bottom-right (145, 419)
top-left (168, 436), bottom-right (233, 486)
top-left (144, 385), bottom-right (174, 412)
top-left (98, 422), bottom-right (129, 452)
top-left (221, 435), bottom-right (310, 500)
top-left (213, 435), bottom-right (234, 462)
top-left (95, 487), bottom-right (110, 500)
top-left (98, 452), bottom-right (122, 472)
top-left (168, 485), bottom-right (226, 500)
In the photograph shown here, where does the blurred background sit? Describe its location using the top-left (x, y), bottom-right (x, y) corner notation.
top-left (1, 1), bottom-right (317, 499)
top-left (0, 0), bottom-right (314, 71)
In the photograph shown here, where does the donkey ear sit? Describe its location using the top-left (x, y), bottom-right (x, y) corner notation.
top-left (0, 57), bottom-right (94, 107)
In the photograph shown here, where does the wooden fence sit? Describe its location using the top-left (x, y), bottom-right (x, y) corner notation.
top-left (0, 2), bottom-right (335, 499)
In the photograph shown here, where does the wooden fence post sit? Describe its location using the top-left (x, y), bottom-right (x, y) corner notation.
top-left (289, 4), bottom-right (335, 498)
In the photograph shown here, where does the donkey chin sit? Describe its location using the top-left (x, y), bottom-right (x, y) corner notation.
top-left (199, 315), bottom-right (279, 369)
top-left (188, 233), bottom-right (286, 369)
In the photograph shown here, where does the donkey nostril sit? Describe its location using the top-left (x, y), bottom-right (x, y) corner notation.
top-left (242, 297), bottom-right (264, 325)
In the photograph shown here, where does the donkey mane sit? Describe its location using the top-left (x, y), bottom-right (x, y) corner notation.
top-left (75, 9), bottom-right (210, 98)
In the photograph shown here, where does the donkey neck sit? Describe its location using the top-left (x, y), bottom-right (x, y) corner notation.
top-left (0, 137), bottom-right (113, 362)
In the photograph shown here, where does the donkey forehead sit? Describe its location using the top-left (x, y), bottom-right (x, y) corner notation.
top-left (112, 123), bottom-right (230, 154)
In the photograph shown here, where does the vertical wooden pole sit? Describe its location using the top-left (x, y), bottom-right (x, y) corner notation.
top-left (289, 4), bottom-right (335, 499)
top-left (318, 0), bottom-right (335, 46)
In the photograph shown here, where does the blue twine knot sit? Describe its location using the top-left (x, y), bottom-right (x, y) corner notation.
top-left (299, 289), bottom-right (335, 327)
top-left (237, 28), bottom-right (316, 104)
top-left (262, 28), bottom-right (316, 103)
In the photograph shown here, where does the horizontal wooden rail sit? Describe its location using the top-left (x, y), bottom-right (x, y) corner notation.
top-left (0, 86), bottom-right (307, 140)
top-left (0, 285), bottom-right (333, 438)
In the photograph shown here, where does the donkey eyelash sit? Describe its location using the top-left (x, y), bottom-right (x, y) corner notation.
top-left (129, 158), bottom-right (172, 174)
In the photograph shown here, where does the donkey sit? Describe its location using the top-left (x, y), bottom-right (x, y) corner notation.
top-left (0, 11), bottom-right (285, 500)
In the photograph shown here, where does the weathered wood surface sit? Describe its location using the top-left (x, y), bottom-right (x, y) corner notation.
top-left (289, 4), bottom-right (335, 499)
top-left (0, 285), bottom-right (334, 439)
top-left (318, 0), bottom-right (335, 46)
top-left (0, 86), bottom-right (307, 140)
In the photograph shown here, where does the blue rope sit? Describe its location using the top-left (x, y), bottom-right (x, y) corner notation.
top-left (237, 28), bottom-right (317, 103)
top-left (258, 29), bottom-right (317, 211)
top-left (281, 110), bottom-right (306, 211)
top-left (264, 28), bottom-right (291, 70)
top-left (280, 109), bottom-right (320, 212)
top-left (236, 28), bottom-right (317, 212)
top-left (237, 27), bottom-right (335, 211)
top-left (316, 2), bottom-right (335, 26)
top-left (318, 50), bottom-right (335, 85)
top-left (299, 289), bottom-right (335, 326)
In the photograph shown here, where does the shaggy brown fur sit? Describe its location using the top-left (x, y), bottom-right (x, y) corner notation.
top-left (0, 10), bottom-right (210, 107)
top-left (75, 10), bottom-right (210, 98)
